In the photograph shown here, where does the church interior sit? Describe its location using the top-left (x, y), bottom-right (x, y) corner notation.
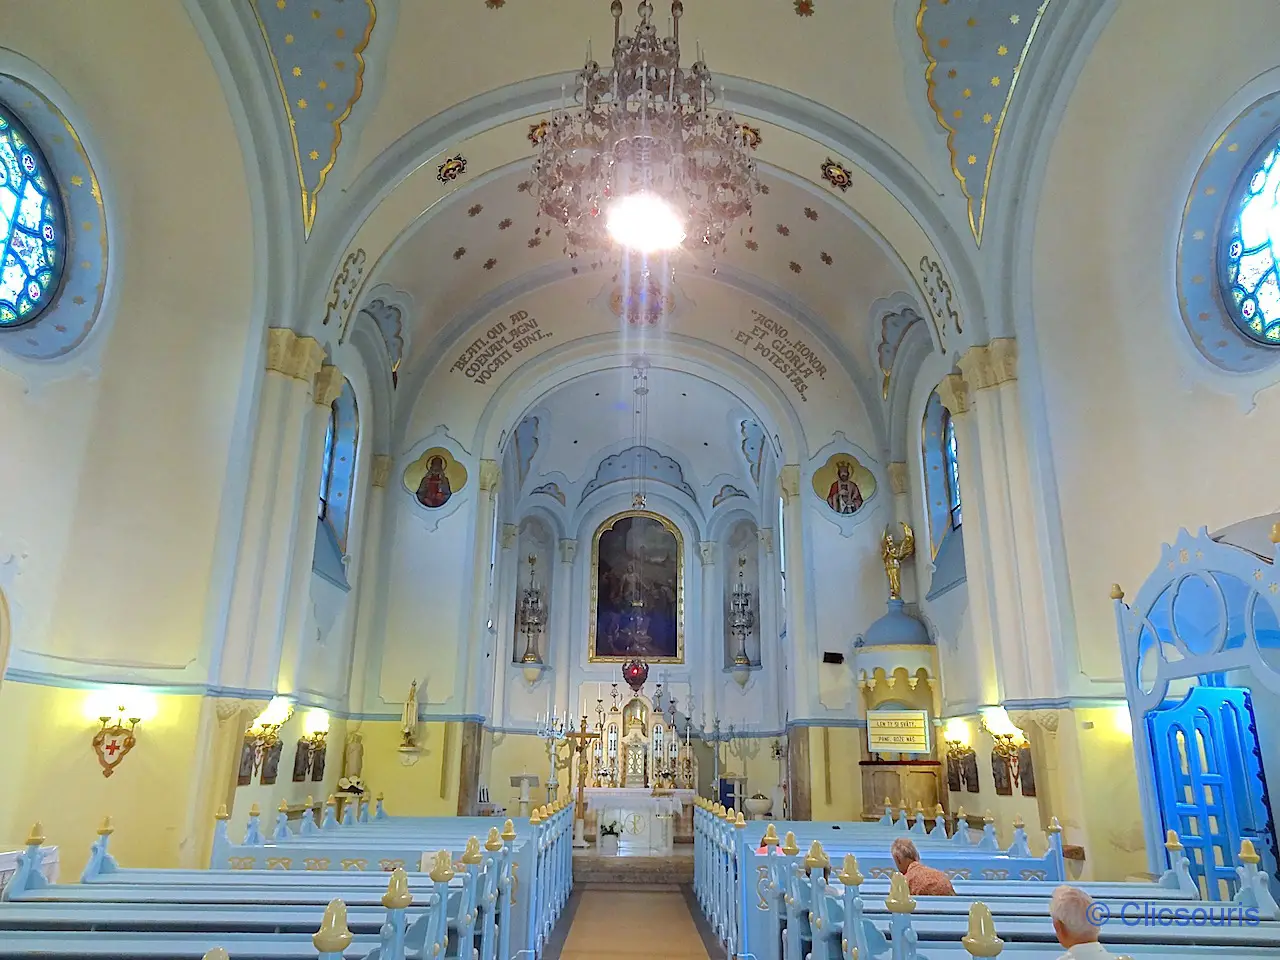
top-left (2, 1), bottom-right (1280, 957)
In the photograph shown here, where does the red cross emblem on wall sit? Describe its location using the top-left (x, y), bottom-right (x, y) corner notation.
top-left (91, 711), bottom-right (139, 778)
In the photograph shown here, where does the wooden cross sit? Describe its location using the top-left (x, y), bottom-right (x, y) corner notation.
top-left (563, 714), bottom-right (603, 821)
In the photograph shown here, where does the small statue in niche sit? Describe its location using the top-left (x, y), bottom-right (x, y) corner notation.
top-left (400, 679), bottom-right (420, 751)
top-left (881, 522), bottom-right (916, 600)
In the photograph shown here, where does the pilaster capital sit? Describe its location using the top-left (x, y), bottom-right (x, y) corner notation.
top-left (779, 464), bottom-right (801, 504)
top-left (266, 328), bottom-right (325, 382)
top-left (558, 539), bottom-right (578, 564)
top-left (313, 364), bottom-right (345, 407)
top-left (887, 462), bottom-right (908, 496)
top-left (1033, 709), bottom-right (1060, 736)
top-left (213, 697), bottom-right (267, 724)
top-left (987, 338), bottom-right (1018, 386)
top-left (371, 454), bottom-right (393, 488)
top-left (500, 523), bottom-right (519, 549)
top-left (758, 528), bottom-right (774, 554)
top-left (936, 373), bottom-right (970, 416)
top-left (957, 344), bottom-right (996, 391)
top-left (479, 460), bottom-right (501, 494)
top-left (698, 541), bottom-right (717, 566)
top-left (1006, 710), bottom-right (1034, 735)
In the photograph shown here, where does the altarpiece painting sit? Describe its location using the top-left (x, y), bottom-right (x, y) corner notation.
top-left (589, 511), bottom-right (683, 663)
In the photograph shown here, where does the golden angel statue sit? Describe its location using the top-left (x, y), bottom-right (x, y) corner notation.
top-left (399, 679), bottom-right (419, 751)
top-left (881, 522), bottom-right (915, 601)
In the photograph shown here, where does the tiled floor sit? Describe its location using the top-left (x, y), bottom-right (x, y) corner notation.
top-left (553, 889), bottom-right (711, 960)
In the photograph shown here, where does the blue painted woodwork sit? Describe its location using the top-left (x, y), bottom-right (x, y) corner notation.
top-left (1118, 525), bottom-right (1280, 890)
top-left (1147, 685), bottom-right (1278, 901)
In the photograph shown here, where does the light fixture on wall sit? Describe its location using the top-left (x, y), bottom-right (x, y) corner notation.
top-left (245, 696), bottom-right (294, 772)
top-left (728, 554), bottom-right (756, 687)
top-left (529, 1), bottom-right (759, 262)
top-left (91, 705), bottom-right (141, 778)
top-left (518, 554), bottom-right (547, 685)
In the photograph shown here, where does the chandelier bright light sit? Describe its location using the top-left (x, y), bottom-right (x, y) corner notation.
top-left (531, 0), bottom-right (760, 261)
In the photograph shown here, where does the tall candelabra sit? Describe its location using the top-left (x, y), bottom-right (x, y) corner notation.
top-left (535, 708), bottom-right (569, 803)
top-left (518, 555), bottom-right (546, 665)
top-left (728, 555), bottom-right (756, 686)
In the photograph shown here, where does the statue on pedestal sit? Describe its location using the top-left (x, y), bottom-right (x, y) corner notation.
top-left (399, 680), bottom-right (420, 752)
top-left (881, 522), bottom-right (915, 600)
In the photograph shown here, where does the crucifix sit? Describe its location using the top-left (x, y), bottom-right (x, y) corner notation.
top-left (564, 714), bottom-right (603, 826)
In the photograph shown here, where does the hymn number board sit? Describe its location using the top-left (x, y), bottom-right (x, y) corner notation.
top-left (866, 709), bottom-right (932, 754)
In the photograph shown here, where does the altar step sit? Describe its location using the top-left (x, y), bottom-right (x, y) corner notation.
top-left (572, 852), bottom-right (694, 890)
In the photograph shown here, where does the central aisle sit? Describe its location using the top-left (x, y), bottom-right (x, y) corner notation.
top-left (553, 890), bottom-right (712, 960)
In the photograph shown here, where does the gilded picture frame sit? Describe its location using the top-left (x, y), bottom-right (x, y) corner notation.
top-left (588, 510), bottom-right (685, 664)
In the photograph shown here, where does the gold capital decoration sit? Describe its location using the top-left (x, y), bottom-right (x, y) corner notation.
top-left (987, 338), bottom-right (1017, 386)
top-left (958, 344), bottom-right (996, 392)
top-left (881, 522), bottom-right (916, 601)
top-left (266, 328), bottom-right (325, 382)
top-left (371, 454), bottom-right (393, 488)
top-left (887, 462), bottom-right (908, 496)
top-left (936, 372), bottom-right (970, 416)
top-left (779, 464), bottom-right (802, 504)
top-left (313, 364), bottom-right (345, 407)
top-left (479, 459), bottom-right (501, 493)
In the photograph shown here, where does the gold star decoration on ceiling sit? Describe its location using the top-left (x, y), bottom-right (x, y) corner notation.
top-left (252, 0), bottom-right (377, 237)
top-left (916, 0), bottom-right (1052, 245)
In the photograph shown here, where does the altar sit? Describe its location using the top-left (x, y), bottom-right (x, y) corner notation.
top-left (584, 788), bottom-right (694, 855)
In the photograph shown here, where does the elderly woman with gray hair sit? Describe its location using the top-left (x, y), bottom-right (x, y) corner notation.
top-left (889, 837), bottom-right (956, 896)
top-left (1050, 885), bottom-right (1124, 958)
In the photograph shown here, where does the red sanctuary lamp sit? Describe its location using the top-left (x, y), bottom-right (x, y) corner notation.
top-left (621, 659), bottom-right (649, 693)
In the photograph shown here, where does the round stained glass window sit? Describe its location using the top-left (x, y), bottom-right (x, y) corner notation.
top-left (1222, 132), bottom-right (1280, 345)
top-left (0, 101), bottom-right (66, 328)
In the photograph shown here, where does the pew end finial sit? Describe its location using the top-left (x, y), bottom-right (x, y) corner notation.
top-left (838, 853), bottom-right (864, 886)
top-left (501, 818), bottom-right (517, 842)
top-left (202, 949), bottom-right (230, 960)
top-left (25, 822), bottom-right (44, 846)
top-left (462, 835), bottom-right (483, 864)
top-left (97, 816), bottom-right (114, 836)
top-left (486, 826), bottom-right (504, 851)
top-left (781, 831), bottom-right (800, 856)
top-left (803, 840), bottom-right (829, 871)
top-left (382, 867), bottom-right (413, 909)
top-left (885, 871), bottom-right (917, 913)
top-left (429, 849), bottom-right (455, 883)
top-left (312, 898), bottom-right (354, 954)
top-left (962, 901), bottom-right (1004, 956)
top-left (1239, 838), bottom-right (1261, 864)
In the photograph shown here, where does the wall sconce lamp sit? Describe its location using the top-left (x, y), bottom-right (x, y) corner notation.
top-left (246, 697), bottom-right (294, 772)
top-left (91, 706), bottom-right (140, 778)
top-left (945, 737), bottom-right (975, 762)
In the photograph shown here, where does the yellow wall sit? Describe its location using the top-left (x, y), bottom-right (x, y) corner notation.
top-left (355, 721), bottom-right (464, 816)
top-left (487, 731), bottom-right (563, 812)
top-left (0, 683), bottom-right (203, 877)
top-left (941, 717), bottom-right (1044, 852)
top-left (806, 727), bottom-right (865, 822)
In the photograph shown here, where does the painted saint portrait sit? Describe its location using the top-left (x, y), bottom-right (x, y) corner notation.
top-left (991, 749), bottom-right (1012, 796)
top-left (260, 740), bottom-right (283, 786)
top-left (1018, 744), bottom-right (1036, 798)
top-left (292, 741), bottom-right (312, 783)
top-left (811, 454), bottom-right (876, 516)
top-left (589, 511), bottom-right (683, 663)
top-left (237, 738), bottom-right (255, 786)
top-left (311, 742), bottom-right (327, 782)
top-left (403, 447), bottom-right (468, 509)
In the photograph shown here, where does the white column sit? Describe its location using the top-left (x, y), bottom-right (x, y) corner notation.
top-left (279, 364), bottom-right (345, 694)
top-left (217, 329), bottom-right (325, 694)
top-left (936, 373), bottom-right (1000, 707)
top-left (778, 464), bottom-right (816, 717)
top-left (461, 461), bottom-right (501, 717)
top-left (344, 454), bottom-right (391, 710)
top-left (551, 539), bottom-right (577, 714)
top-left (698, 541), bottom-right (719, 711)
top-left (489, 523), bottom-right (521, 722)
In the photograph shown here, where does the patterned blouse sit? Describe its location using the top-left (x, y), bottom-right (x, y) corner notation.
top-left (904, 860), bottom-right (957, 896)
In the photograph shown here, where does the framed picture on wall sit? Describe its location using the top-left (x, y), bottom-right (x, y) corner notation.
top-left (1019, 745), bottom-right (1037, 797)
top-left (961, 751), bottom-right (980, 793)
top-left (946, 756), bottom-right (962, 793)
top-left (260, 741), bottom-right (283, 786)
top-left (991, 750), bottom-right (1012, 796)
top-left (311, 743), bottom-right (327, 782)
top-left (292, 741), bottom-right (312, 783)
top-left (237, 738), bottom-right (255, 786)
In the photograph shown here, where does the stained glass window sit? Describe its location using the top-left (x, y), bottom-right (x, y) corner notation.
top-left (317, 403), bottom-right (336, 519)
top-left (0, 102), bottom-right (66, 327)
top-left (1222, 132), bottom-right (1280, 345)
top-left (943, 410), bottom-right (962, 529)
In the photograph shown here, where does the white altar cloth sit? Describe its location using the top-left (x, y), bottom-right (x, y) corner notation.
top-left (584, 788), bottom-right (694, 855)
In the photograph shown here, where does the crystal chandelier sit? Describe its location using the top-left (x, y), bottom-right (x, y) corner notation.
top-left (531, 1), bottom-right (760, 262)
top-left (728, 555), bottom-right (755, 668)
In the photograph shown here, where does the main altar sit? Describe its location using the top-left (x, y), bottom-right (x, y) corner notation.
top-left (568, 680), bottom-right (699, 850)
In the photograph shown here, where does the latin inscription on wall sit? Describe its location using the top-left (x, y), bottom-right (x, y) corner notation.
top-left (732, 310), bottom-right (828, 402)
top-left (450, 311), bottom-right (552, 384)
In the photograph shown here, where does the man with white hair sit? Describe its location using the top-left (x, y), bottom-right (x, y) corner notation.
top-left (889, 836), bottom-right (956, 896)
top-left (1050, 885), bottom-right (1114, 958)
